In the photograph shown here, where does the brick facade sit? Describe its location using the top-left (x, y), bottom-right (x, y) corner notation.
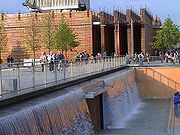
top-left (1, 11), bottom-right (93, 62)
top-left (0, 9), bottom-right (160, 63)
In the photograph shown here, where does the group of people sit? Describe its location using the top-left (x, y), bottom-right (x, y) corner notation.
top-left (7, 49), bottom-right (180, 71)
top-left (125, 50), bottom-right (180, 66)
top-left (75, 51), bottom-right (90, 64)
top-left (40, 52), bottom-right (65, 72)
top-left (125, 52), bottom-right (150, 66)
top-left (74, 51), bottom-right (108, 64)
top-left (40, 51), bottom-right (109, 72)
top-left (159, 51), bottom-right (180, 65)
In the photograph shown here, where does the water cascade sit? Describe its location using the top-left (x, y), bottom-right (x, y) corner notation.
top-left (0, 89), bottom-right (94, 135)
top-left (103, 70), bottom-right (141, 128)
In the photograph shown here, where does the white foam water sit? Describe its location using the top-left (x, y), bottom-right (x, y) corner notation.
top-left (0, 89), bottom-right (94, 135)
top-left (103, 80), bottom-right (141, 129)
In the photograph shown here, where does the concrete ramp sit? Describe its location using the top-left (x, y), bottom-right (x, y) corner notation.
top-left (95, 129), bottom-right (172, 135)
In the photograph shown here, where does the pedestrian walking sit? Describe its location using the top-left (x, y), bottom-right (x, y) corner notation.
top-left (40, 52), bottom-right (47, 72)
top-left (145, 52), bottom-right (150, 64)
top-left (138, 52), bottom-right (144, 66)
top-left (125, 53), bottom-right (130, 64)
top-left (159, 53), bottom-right (164, 63)
top-left (57, 53), bottom-right (64, 71)
top-left (48, 52), bottom-right (55, 72)
top-left (7, 55), bottom-right (14, 67)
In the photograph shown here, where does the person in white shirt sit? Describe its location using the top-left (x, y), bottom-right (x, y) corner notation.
top-left (40, 52), bottom-right (47, 72)
top-left (47, 52), bottom-right (55, 72)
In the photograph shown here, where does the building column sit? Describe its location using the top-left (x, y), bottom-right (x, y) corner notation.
top-left (101, 25), bottom-right (106, 53)
top-left (114, 24), bottom-right (120, 56)
top-left (141, 25), bottom-right (146, 53)
top-left (127, 25), bottom-right (132, 55)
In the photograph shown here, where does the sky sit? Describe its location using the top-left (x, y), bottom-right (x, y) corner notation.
top-left (0, 0), bottom-right (179, 25)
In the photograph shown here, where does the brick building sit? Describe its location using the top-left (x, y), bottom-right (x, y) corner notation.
top-left (0, 9), bottom-right (161, 63)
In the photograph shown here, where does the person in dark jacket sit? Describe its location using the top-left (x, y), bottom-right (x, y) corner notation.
top-left (7, 55), bottom-right (14, 67)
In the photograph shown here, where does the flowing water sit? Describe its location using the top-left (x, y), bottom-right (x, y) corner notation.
top-left (103, 78), bottom-right (171, 133)
top-left (124, 99), bottom-right (171, 132)
top-left (0, 89), bottom-right (94, 135)
top-left (0, 69), bottom-right (172, 135)
top-left (103, 81), bottom-right (141, 129)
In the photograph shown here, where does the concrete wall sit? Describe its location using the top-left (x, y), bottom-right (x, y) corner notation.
top-left (135, 67), bottom-right (180, 98)
top-left (81, 69), bottom-right (136, 131)
top-left (86, 95), bottom-right (103, 131)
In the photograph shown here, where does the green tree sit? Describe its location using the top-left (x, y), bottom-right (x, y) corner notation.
top-left (152, 18), bottom-right (180, 49)
top-left (0, 21), bottom-right (7, 63)
top-left (42, 12), bottom-right (56, 54)
top-left (24, 14), bottom-right (40, 61)
top-left (53, 15), bottom-right (79, 56)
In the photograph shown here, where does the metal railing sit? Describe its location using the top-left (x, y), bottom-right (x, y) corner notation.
top-left (0, 56), bottom-right (126, 97)
top-left (0, 55), bottom-right (176, 98)
top-left (167, 98), bottom-right (175, 134)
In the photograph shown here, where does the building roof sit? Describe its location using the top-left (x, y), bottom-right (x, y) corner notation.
top-left (23, 0), bottom-right (90, 12)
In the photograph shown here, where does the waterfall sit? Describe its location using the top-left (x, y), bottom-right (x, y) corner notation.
top-left (103, 69), bottom-right (141, 129)
top-left (0, 89), bottom-right (94, 135)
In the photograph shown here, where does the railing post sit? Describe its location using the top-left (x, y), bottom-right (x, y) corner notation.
top-left (102, 58), bottom-right (105, 71)
top-left (119, 56), bottom-right (122, 66)
top-left (114, 56), bottom-right (116, 68)
top-left (70, 61), bottom-right (73, 77)
top-left (77, 61), bottom-right (80, 77)
top-left (17, 64), bottom-right (20, 91)
top-left (88, 60), bottom-right (91, 74)
top-left (63, 60), bottom-right (66, 80)
top-left (94, 59), bottom-right (96, 73)
top-left (111, 57), bottom-right (113, 69)
top-left (99, 59), bottom-right (101, 72)
top-left (118, 56), bottom-right (120, 67)
top-left (97, 59), bottom-right (99, 72)
top-left (54, 61), bottom-right (58, 83)
top-left (107, 57), bottom-right (109, 69)
top-left (44, 63), bottom-right (47, 86)
top-left (122, 56), bottom-right (125, 65)
top-left (0, 67), bottom-right (2, 96)
top-left (32, 62), bottom-right (35, 88)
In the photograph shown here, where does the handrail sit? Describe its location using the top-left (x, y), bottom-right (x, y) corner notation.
top-left (167, 98), bottom-right (175, 134)
top-left (0, 56), bottom-right (126, 98)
